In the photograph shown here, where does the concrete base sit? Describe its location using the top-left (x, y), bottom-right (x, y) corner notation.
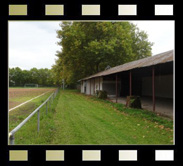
top-left (108, 96), bottom-right (173, 119)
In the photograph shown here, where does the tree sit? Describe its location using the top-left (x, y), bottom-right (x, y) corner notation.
top-left (53, 22), bottom-right (153, 86)
top-left (9, 68), bottom-right (16, 86)
top-left (29, 68), bottom-right (39, 84)
top-left (9, 67), bottom-right (24, 86)
top-left (9, 67), bottom-right (55, 87)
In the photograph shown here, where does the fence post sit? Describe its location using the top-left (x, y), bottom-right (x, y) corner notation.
top-left (49, 98), bottom-right (51, 111)
top-left (9, 134), bottom-right (15, 145)
top-left (46, 102), bottom-right (48, 115)
top-left (37, 110), bottom-right (40, 132)
top-left (8, 91), bottom-right (59, 145)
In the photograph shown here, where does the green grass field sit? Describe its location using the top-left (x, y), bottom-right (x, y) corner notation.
top-left (9, 91), bottom-right (54, 131)
top-left (9, 89), bottom-right (173, 145)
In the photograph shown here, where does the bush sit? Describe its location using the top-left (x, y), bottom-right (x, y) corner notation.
top-left (95, 90), bottom-right (99, 97)
top-left (96, 90), bottom-right (107, 99)
top-left (126, 96), bottom-right (141, 109)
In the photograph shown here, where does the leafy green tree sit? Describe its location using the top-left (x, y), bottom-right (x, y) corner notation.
top-left (9, 67), bottom-right (24, 86)
top-left (53, 22), bottom-right (153, 87)
top-left (29, 68), bottom-right (39, 84)
top-left (9, 68), bottom-right (16, 86)
top-left (9, 67), bottom-right (55, 87)
top-left (22, 69), bottom-right (31, 85)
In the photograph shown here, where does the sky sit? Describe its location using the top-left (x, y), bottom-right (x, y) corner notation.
top-left (9, 21), bottom-right (174, 70)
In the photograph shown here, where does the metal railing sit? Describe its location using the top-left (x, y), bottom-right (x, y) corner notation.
top-left (9, 88), bottom-right (59, 145)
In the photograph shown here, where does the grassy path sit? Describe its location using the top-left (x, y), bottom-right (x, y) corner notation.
top-left (50, 90), bottom-right (173, 145)
top-left (10, 90), bottom-right (173, 145)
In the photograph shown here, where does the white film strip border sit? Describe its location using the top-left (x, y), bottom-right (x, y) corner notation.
top-left (8, 4), bottom-right (174, 16)
top-left (9, 149), bottom-right (175, 161)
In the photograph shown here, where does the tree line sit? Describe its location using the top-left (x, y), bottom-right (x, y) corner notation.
top-left (9, 67), bottom-right (56, 87)
top-left (52, 22), bottom-right (153, 87)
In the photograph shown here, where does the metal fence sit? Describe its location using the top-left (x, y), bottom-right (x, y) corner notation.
top-left (9, 88), bottom-right (59, 145)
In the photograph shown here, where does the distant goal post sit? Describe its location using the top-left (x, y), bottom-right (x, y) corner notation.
top-left (24, 84), bottom-right (39, 88)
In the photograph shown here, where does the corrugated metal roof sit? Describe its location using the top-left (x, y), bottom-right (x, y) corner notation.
top-left (80, 50), bottom-right (173, 81)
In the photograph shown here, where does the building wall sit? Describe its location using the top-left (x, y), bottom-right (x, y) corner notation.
top-left (91, 79), bottom-right (94, 95)
top-left (80, 81), bottom-right (82, 93)
top-left (103, 81), bottom-right (121, 97)
top-left (142, 74), bottom-right (173, 98)
top-left (82, 77), bottom-right (103, 95)
top-left (86, 80), bottom-right (90, 95)
top-left (81, 81), bottom-right (86, 93)
top-left (82, 74), bottom-right (173, 98)
top-left (81, 82), bottom-right (82, 93)
top-left (94, 77), bottom-right (103, 92)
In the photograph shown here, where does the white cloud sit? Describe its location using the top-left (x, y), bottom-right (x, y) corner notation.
top-left (9, 49), bottom-right (56, 69)
top-left (9, 21), bottom-right (61, 70)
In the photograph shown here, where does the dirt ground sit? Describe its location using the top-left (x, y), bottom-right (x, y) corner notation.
top-left (9, 88), bottom-right (55, 109)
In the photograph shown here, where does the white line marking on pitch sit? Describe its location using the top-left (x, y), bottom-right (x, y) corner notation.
top-left (9, 90), bottom-right (51, 112)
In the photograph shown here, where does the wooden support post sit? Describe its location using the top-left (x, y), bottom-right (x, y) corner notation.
top-left (116, 74), bottom-right (118, 103)
top-left (81, 80), bottom-right (83, 92)
top-left (121, 76), bottom-right (122, 97)
top-left (129, 71), bottom-right (132, 96)
top-left (90, 79), bottom-right (91, 95)
top-left (99, 77), bottom-right (100, 90)
top-left (152, 67), bottom-right (155, 112)
top-left (94, 78), bottom-right (95, 94)
top-left (82, 81), bottom-right (85, 93)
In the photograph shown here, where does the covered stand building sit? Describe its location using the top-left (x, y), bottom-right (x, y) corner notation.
top-left (79, 50), bottom-right (174, 117)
